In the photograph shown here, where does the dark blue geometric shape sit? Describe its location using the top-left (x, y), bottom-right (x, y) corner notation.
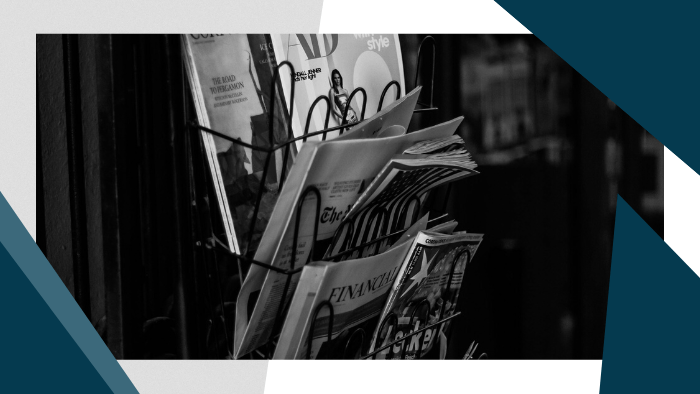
top-left (601, 196), bottom-right (700, 392)
top-left (0, 240), bottom-right (114, 393)
top-left (0, 192), bottom-right (138, 394)
top-left (494, 0), bottom-right (700, 177)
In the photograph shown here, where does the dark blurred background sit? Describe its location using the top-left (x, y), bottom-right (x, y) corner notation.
top-left (400, 35), bottom-right (663, 359)
top-left (37, 34), bottom-right (663, 360)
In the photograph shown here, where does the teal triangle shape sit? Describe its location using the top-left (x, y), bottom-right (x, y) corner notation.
top-left (0, 240), bottom-right (114, 392)
top-left (0, 192), bottom-right (138, 394)
top-left (494, 0), bottom-right (700, 177)
top-left (601, 196), bottom-right (700, 392)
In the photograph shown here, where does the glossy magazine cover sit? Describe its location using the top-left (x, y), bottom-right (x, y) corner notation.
top-left (372, 232), bottom-right (483, 359)
top-left (183, 34), bottom-right (294, 255)
top-left (271, 34), bottom-right (405, 146)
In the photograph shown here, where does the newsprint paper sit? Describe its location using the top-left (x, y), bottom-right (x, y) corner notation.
top-left (273, 214), bottom-right (430, 359)
top-left (327, 136), bottom-right (478, 257)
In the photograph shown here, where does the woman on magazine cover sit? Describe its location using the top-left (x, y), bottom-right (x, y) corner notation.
top-left (328, 69), bottom-right (359, 126)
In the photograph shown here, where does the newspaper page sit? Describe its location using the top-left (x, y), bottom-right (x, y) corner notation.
top-left (273, 214), bottom-right (429, 359)
top-left (271, 34), bottom-right (405, 146)
top-left (402, 135), bottom-right (466, 154)
top-left (370, 231), bottom-right (484, 359)
top-left (273, 236), bottom-right (416, 359)
top-left (324, 212), bottom-right (430, 263)
top-left (325, 136), bottom-right (476, 258)
top-left (233, 117), bottom-right (464, 358)
top-left (336, 147), bottom-right (478, 254)
top-left (326, 211), bottom-right (460, 263)
top-left (182, 34), bottom-right (293, 255)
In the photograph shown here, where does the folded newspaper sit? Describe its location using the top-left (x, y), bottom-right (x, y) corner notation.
top-left (325, 136), bottom-right (478, 259)
top-left (369, 231), bottom-right (484, 359)
top-left (272, 214), bottom-right (430, 359)
top-left (233, 116), bottom-right (465, 358)
top-left (325, 212), bottom-right (459, 264)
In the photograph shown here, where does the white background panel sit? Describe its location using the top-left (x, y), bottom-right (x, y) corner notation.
top-left (664, 147), bottom-right (700, 277)
top-left (265, 360), bottom-right (602, 394)
top-left (119, 361), bottom-right (268, 394)
top-left (320, 0), bottom-right (530, 33)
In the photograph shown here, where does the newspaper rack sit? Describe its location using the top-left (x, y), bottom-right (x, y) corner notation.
top-left (186, 36), bottom-right (473, 359)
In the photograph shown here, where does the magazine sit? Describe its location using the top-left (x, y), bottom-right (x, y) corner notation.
top-left (233, 117), bottom-right (465, 358)
top-left (370, 231), bottom-right (484, 359)
top-left (270, 34), bottom-right (405, 146)
top-left (182, 34), bottom-right (292, 255)
top-left (273, 213), bottom-right (431, 359)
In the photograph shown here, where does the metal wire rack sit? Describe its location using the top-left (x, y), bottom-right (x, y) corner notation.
top-left (186, 36), bottom-right (477, 359)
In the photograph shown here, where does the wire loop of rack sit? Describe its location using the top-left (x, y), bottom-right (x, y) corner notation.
top-left (188, 36), bottom-right (470, 359)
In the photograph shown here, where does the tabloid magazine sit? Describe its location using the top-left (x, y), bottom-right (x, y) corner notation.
top-left (370, 231), bottom-right (484, 359)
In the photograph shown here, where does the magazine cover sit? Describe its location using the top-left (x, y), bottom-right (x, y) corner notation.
top-left (182, 34), bottom-right (293, 255)
top-left (371, 232), bottom-right (484, 359)
top-left (270, 34), bottom-right (405, 145)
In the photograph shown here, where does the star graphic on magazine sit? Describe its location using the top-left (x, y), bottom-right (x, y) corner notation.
top-left (401, 251), bottom-right (435, 298)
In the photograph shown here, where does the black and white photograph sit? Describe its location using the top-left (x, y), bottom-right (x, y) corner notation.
top-left (36, 34), bottom-right (664, 361)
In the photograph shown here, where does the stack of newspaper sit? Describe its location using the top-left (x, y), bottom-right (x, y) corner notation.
top-left (182, 34), bottom-right (484, 359)
top-left (232, 100), bottom-right (481, 359)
